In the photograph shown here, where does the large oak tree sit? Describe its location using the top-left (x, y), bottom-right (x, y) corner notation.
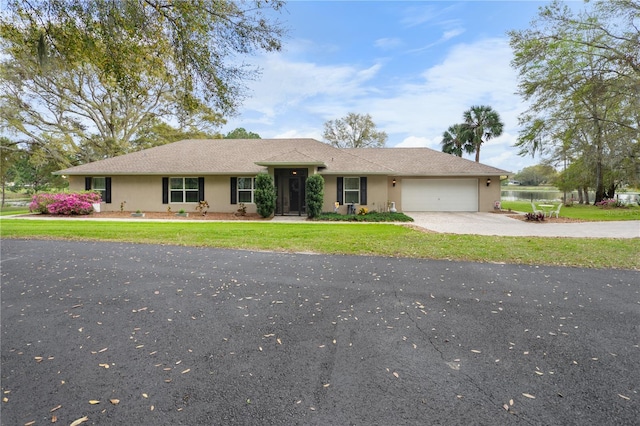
top-left (0, 0), bottom-right (285, 165)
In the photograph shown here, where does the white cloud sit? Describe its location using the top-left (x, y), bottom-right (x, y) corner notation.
top-left (375, 38), bottom-right (403, 50)
top-left (396, 135), bottom-right (439, 149)
top-left (223, 35), bottom-right (538, 171)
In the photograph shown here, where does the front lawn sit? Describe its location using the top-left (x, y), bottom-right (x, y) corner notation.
top-left (0, 206), bottom-right (30, 216)
top-left (499, 201), bottom-right (640, 221)
top-left (1, 219), bottom-right (638, 270)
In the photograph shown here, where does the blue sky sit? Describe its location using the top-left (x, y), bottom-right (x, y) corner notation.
top-left (221, 1), bottom-right (563, 173)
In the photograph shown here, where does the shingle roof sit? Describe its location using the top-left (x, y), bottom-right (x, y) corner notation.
top-left (347, 147), bottom-right (511, 176)
top-left (55, 138), bottom-right (510, 176)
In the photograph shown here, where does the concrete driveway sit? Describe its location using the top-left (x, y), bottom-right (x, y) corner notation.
top-left (406, 212), bottom-right (640, 238)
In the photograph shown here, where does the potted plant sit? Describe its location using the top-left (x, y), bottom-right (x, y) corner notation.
top-left (176, 208), bottom-right (188, 217)
top-left (131, 209), bottom-right (145, 217)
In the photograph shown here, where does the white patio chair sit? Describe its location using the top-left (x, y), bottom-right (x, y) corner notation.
top-left (530, 202), bottom-right (543, 215)
top-left (548, 204), bottom-right (562, 218)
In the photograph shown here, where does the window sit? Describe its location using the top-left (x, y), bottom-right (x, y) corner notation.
top-left (237, 177), bottom-right (255, 203)
top-left (85, 176), bottom-right (111, 203)
top-left (92, 177), bottom-right (106, 200)
top-left (344, 177), bottom-right (360, 204)
top-left (170, 177), bottom-right (200, 203)
top-left (337, 177), bottom-right (367, 206)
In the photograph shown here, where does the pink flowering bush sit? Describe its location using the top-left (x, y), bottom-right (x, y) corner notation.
top-left (595, 198), bottom-right (624, 208)
top-left (29, 192), bottom-right (101, 215)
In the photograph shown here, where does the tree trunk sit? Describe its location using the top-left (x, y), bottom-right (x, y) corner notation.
top-left (583, 186), bottom-right (590, 204)
top-left (577, 187), bottom-right (584, 204)
top-left (604, 182), bottom-right (616, 199)
top-left (593, 129), bottom-right (605, 203)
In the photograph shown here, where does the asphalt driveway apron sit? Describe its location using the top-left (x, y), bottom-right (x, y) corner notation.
top-left (1, 240), bottom-right (639, 425)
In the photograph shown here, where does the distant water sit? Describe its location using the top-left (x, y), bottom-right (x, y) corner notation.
top-left (501, 189), bottom-right (639, 204)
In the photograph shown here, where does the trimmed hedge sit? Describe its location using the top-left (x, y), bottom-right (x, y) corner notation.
top-left (313, 212), bottom-right (414, 222)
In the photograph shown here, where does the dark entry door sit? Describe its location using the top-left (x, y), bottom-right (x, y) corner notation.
top-left (288, 176), bottom-right (302, 214)
top-left (275, 168), bottom-right (307, 215)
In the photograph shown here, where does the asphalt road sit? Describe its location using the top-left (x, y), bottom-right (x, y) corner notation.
top-left (1, 240), bottom-right (638, 425)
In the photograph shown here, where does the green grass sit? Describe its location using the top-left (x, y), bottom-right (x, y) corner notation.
top-left (500, 201), bottom-right (640, 221)
top-left (0, 206), bottom-right (30, 216)
top-left (1, 219), bottom-right (638, 270)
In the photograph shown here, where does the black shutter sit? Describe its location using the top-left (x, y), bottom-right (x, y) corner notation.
top-left (230, 177), bottom-right (237, 204)
top-left (360, 177), bottom-right (367, 205)
top-left (105, 177), bottom-right (112, 204)
top-left (162, 177), bottom-right (169, 204)
top-left (198, 177), bottom-right (205, 201)
top-left (85, 177), bottom-right (92, 191)
top-left (336, 177), bottom-right (343, 205)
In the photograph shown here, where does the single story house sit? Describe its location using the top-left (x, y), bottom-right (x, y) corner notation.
top-left (55, 138), bottom-right (510, 215)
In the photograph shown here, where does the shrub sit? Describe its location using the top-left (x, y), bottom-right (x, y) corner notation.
top-left (595, 198), bottom-right (624, 208)
top-left (254, 173), bottom-right (276, 218)
top-left (357, 207), bottom-right (368, 215)
top-left (524, 212), bottom-right (545, 221)
top-left (313, 212), bottom-right (414, 222)
top-left (305, 174), bottom-right (324, 219)
top-left (30, 192), bottom-right (101, 215)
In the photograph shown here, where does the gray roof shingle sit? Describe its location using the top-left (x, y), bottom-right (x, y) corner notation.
top-left (56, 138), bottom-right (510, 176)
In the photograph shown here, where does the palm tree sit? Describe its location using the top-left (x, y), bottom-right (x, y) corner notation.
top-left (462, 105), bottom-right (504, 162)
top-left (441, 124), bottom-right (473, 157)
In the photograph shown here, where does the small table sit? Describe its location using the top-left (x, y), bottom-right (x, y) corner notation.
top-left (538, 204), bottom-right (554, 217)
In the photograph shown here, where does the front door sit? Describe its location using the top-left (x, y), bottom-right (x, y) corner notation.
top-left (288, 176), bottom-right (302, 215)
top-left (275, 169), bottom-right (307, 215)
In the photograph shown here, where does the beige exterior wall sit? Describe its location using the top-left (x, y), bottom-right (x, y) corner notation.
top-left (478, 176), bottom-right (503, 212)
top-left (71, 175), bottom-right (259, 213)
top-left (70, 173), bottom-right (503, 213)
top-left (322, 175), bottom-right (390, 214)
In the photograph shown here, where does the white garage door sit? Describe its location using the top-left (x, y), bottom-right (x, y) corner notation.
top-left (402, 179), bottom-right (478, 212)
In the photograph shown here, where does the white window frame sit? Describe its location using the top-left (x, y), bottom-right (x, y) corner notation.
top-left (92, 177), bottom-right (106, 200)
top-left (237, 177), bottom-right (256, 204)
top-left (169, 177), bottom-right (199, 203)
top-left (343, 177), bottom-right (360, 204)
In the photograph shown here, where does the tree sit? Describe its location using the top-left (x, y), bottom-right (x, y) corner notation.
top-left (0, 137), bottom-right (20, 206)
top-left (462, 105), bottom-right (504, 163)
top-left (514, 164), bottom-right (558, 186)
top-left (10, 145), bottom-right (68, 194)
top-left (0, 0), bottom-right (285, 164)
top-left (323, 113), bottom-right (387, 148)
top-left (254, 173), bottom-right (276, 218)
top-left (305, 174), bottom-right (324, 219)
top-left (225, 128), bottom-right (261, 139)
top-left (130, 119), bottom-right (221, 152)
top-left (509, 0), bottom-right (640, 203)
top-left (441, 124), bottom-right (473, 157)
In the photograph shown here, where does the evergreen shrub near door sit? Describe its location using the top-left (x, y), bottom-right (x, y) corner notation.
top-left (255, 173), bottom-right (276, 218)
top-left (305, 174), bottom-right (324, 219)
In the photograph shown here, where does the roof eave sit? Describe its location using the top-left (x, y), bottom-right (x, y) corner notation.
top-left (255, 161), bottom-right (326, 167)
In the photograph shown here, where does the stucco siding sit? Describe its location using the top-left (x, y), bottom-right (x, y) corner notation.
top-left (322, 175), bottom-right (389, 214)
